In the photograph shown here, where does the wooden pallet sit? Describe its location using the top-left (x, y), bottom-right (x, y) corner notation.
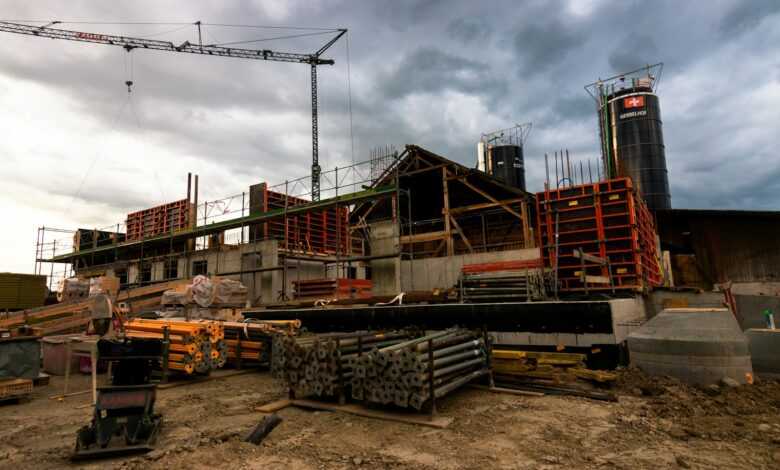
top-left (0, 378), bottom-right (33, 402)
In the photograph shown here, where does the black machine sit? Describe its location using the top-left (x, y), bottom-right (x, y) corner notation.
top-left (72, 339), bottom-right (164, 460)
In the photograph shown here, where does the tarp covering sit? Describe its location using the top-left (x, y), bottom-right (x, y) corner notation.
top-left (0, 337), bottom-right (40, 379)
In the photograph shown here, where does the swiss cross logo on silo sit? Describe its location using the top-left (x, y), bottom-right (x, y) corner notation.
top-left (624, 96), bottom-right (645, 109)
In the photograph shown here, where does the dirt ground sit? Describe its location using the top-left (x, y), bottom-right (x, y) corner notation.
top-left (1, 367), bottom-right (779, 470)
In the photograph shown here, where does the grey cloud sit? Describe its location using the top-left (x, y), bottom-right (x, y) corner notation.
top-left (511, 20), bottom-right (585, 74)
top-left (379, 47), bottom-right (506, 101)
top-left (720, 0), bottom-right (780, 35)
top-left (0, 0), bottom-right (778, 265)
top-left (446, 18), bottom-right (491, 44)
top-left (549, 94), bottom-right (596, 124)
top-left (607, 33), bottom-right (659, 74)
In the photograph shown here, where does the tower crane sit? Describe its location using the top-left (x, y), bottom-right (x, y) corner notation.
top-left (0, 20), bottom-right (347, 201)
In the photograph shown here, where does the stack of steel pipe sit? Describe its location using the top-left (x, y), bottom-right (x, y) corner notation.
top-left (222, 320), bottom-right (300, 366)
top-left (272, 331), bottom-right (414, 399)
top-left (353, 328), bottom-right (489, 410)
top-left (123, 318), bottom-right (226, 375)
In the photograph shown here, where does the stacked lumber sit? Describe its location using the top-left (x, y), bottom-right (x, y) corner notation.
top-left (117, 279), bottom-right (190, 314)
top-left (0, 273), bottom-right (46, 310)
top-left (222, 320), bottom-right (300, 367)
top-left (0, 300), bottom-right (92, 336)
top-left (491, 349), bottom-right (617, 401)
top-left (123, 319), bottom-right (227, 375)
top-left (273, 328), bottom-right (490, 411)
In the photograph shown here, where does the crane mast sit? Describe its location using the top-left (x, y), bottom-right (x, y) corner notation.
top-left (0, 20), bottom-right (347, 201)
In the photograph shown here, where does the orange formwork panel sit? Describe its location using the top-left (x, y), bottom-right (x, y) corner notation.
top-left (126, 198), bottom-right (192, 241)
top-left (535, 178), bottom-right (662, 293)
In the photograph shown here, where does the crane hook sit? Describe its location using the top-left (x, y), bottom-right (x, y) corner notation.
top-left (125, 80), bottom-right (134, 93)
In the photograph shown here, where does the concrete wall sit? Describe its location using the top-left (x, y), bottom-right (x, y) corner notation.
top-left (491, 297), bottom-right (646, 348)
top-left (732, 282), bottom-right (780, 297)
top-left (644, 291), bottom-right (724, 319)
top-left (734, 295), bottom-right (780, 331)
top-left (127, 265), bottom-right (139, 285)
top-left (644, 290), bottom-right (780, 332)
top-left (367, 215), bottom-right (541, 294)
top-left (400, 248), bottom-right (541, 292)
top-left (368, 220), bottom-right (400, 295)
top-left (657, 209), bottom-right (780, 285)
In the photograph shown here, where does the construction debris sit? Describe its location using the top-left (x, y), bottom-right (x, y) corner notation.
top-left (0, 377), bottom-right (33, 403)
top-left (491, 348), bottom-right (617, 401)
top-left (244, 414), bottom-right (283, 445)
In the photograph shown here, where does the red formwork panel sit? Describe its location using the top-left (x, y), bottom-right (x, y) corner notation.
top-left (260, 187), bottom-right (358, 256)
top-left (126, 199), bottom-right (191, 241)
top-left (292, 278), bottom-right (373, 299)
top-left (535, 178), bottom-right (662, 292)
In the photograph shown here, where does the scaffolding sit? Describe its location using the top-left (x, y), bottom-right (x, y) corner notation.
top-left (33, 156), bottom-right (406, 297)
top-left (34, 227), bottom-right (75, 292)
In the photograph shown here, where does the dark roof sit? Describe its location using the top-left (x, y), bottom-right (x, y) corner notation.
top-left (373, 144), bottom-right (531, 197)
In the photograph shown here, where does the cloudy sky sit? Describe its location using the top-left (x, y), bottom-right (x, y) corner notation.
top-left (0, 0), bottom-right (778, 274)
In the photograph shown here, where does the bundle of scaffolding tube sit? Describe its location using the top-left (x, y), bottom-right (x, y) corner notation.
top-left (272, 328), bottom-right (490, 411)
top-left (222, 320), bottom-right (300, 366)
top-left (354, 328), bottom-right (489, 410)
top-left (123, 318), bottom-right (227, 375)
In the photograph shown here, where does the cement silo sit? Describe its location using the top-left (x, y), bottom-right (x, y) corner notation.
top-left (477, 123), bottom-right (531, 191)
top-left (587, 64), bottom-right (671, 210)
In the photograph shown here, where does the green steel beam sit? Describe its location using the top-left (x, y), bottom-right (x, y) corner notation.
top-left (47, 184), bottom-right (397, 263)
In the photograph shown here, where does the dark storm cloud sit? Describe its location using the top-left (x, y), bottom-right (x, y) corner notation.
top-left (549, 95), bottom-right (596, 124)
top-left (719, 0), bottom-right (780, 35)
top-left (380, 47), bottom-right (506, 100)
top-left (446, 18), bottom-right (491, 44)
top-left (0, 0), bottom-right (778, 241)
top-left (608, 33), bottom-right (660, 73)
top-left (511, 19), bottom-right (585, 74)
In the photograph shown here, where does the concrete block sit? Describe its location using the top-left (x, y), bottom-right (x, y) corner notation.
top-left (627, 308), bottom-right (753, 385)
top-left (746, 329), bottom-right (780, 379)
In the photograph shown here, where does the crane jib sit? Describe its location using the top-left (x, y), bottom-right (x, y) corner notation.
top-left (0, 19), bottom-right (345, 201)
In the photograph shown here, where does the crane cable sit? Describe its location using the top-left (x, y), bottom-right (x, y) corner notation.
top-left (123, 50), bottom-right (167, 203)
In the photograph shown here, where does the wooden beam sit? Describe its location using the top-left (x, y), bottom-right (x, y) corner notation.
top-left (400, 163), bottom-right (448, 178)
top-left (521, 200), bottom-right (533, 248)
top-left (290, 399), bottom-right (454, 429)
top-left (448, 198), bottom-right (525, 215)
top-left (432, 238), bottom-right (447, 257)
top-left (442, 167), bottom-right (453, 256)
top-left (454, 176), bottom-right (524, 220)
top-left (400, 230), bottom-right (448, 244)
top-left (573, 249), bottom-right (608, 265)
top-left (449, 215), bottom-right (473, 253)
